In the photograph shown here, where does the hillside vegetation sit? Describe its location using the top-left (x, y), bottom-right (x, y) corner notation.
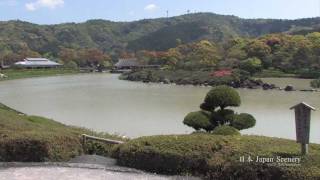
top-left (0, 13), bottom-right (319, 56)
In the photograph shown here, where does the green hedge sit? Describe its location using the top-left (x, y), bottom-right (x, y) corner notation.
top-left (212, 125), bottom-right (240, 135)
top-left (112, 134), bottom-right (320, 179)
top-left (0, 138), bottom-right (48, 162)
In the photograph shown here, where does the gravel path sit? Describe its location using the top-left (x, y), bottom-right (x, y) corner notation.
top-left (0, 155), bottom-right (200, 180)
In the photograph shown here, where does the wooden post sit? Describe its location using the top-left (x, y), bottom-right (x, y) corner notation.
top-left (301, 144), bottom-right (308, 155)
top-left (290, 102), bottom-right (316, 155)
top-left (82, 134), bottom-right (87, 154)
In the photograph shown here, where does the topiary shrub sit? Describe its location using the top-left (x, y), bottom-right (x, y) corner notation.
top-left (231, 113), bottom-right (256, 130)
top-left (183, 111), bottom-right (214, 132)
top-left (202, 85), bottom-right (241, 111)
top-left (184, 85), bottom-right (256, 133)
top-left (211, 125), bottom-right (240, 136)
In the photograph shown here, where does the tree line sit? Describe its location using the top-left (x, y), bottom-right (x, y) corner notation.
top-left (1, 32), bottom-right (320, 76)
top-left (133, 32), bottom-right (320, 76)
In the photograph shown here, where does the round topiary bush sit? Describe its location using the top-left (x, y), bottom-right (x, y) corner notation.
top-left (183, 111), bottom-right (214, 132)
top-left (212, 125), bottom-right (240, 136)
top-left (203, 85), bottom-right (241, 110)
top-left (231, 113), bottom-right (256, 130)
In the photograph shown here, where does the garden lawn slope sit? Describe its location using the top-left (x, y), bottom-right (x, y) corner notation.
top-left (0, 103), bottom-right (122, 162)
top-left (112, 134), bottom-right (320, 180)
top-left (0, 69), bottom-right (79, 82)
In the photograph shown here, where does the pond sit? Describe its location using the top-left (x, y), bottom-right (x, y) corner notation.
top-left (0, 74), bottom-right (319, 143)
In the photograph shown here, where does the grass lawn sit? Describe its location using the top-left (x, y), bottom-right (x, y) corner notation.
top-left (0, 103), bottom-right (124, 162)
top-left (0, 68), bottom-right (80, 81)
top-left (112, 134), bottom-right (320, 180)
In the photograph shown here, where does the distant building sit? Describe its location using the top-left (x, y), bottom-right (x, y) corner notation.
top-left (14, 58), bottom-right (61, 68)
top-left (115, 58), bottom-right (141, 69)
top-left (114, 58), bottom-right (160, 70)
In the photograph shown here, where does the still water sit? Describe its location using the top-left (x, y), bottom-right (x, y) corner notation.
top-left (0, 74), bottom-right (319, 143)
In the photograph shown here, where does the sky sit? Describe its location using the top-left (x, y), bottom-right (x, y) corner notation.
top-left (0, 0), bottom-right (319, 24)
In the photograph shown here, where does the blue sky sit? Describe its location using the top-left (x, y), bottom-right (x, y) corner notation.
top-left (0, 0), bottom-right (319, 24)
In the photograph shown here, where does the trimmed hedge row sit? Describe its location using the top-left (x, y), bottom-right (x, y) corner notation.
top-left (0, 138), bottom-right (48, 162)
top-left (112, 134), bottom-right (320, 180)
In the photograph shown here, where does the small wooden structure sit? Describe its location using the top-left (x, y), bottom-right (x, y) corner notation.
top-left (114, 58), bottom-right (160, 71)
top-left (81, 134), bottom-right (124, 153)
top-left (290, 102), bottom-right (316, 155)
top-left (114, 58), bottom-right (141, 69)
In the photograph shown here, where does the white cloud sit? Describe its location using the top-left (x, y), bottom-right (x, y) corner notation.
top-left (144, 4), bottom-right (158, 12)
top-left (25, 0), bottom-right (64, 11)
top-left (0, 0), bottom-right (18, 6)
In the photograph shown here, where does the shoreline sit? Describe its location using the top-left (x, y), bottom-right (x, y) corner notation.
top-left (0, 69), bottom-right (82, 82)
top-left (120, 70), bottom-right (319, 92)
top-left (1, 68), bottom-right (318, 92)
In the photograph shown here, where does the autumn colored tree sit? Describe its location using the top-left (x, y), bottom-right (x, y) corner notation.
top-left (58, 48), bottom-right (77, 62)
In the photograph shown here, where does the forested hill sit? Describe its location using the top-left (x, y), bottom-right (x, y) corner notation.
top-left (0, 13), bottom-right (319, 55)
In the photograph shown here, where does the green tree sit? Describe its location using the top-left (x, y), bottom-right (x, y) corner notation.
top-left (246, 40), bottom-right (271, 59)
top-left (240, 57), bottom-right (262, 75)
top-left (64, 61), bottom-right (78, 69)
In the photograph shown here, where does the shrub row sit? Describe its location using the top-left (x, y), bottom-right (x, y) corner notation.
top-left (112, 134), bottom-right (320, 180)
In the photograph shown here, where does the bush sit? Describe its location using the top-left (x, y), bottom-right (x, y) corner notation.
top-left (203, 85), bottom-right (241, 110)
top-left (64, 61), bottom-right (78, 69)
top-left (112, 134), bottom-right (320, 179)
top-left (231, 113), bottom-right (256, 130)
top-left (183, 111), bottom-right (214, 132)
top-left (0, 138), bottom-right (49, 162)
top-left (298, 70), bottom-right (320, 79)
top-left (211, 125), bottom-right (240, 136)
top-left (311, 79), bottom-right (320, 88)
